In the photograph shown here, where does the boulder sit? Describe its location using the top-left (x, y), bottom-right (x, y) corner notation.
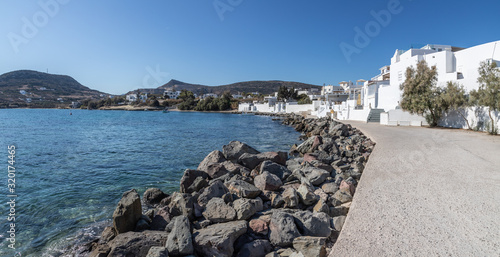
top-left (198, 180), bottom-right (229, 208)
top-left (180, 169), bottom-right (209, 193)
top-left (150, 206), bottom-right (173, 231)
top-left (98, 226), bottom-right (116, 245)
top-left (260, 160), bottom-right (291, 181)
top-left (226, 180), bottom-right (261, 199)
top-left (233, 197), bottom-right (263, 220)
top-left (198, 150), bottom-right (226, 173)
top-left (282, 187), bottom-right (299, 208)
top-left (239, 152), bottom-right (287, 170)
top-left (146, 246), bottom-right (169, 257)
top-left (168, 192), bottom-right (194, 220)
top-left (321, 183), bottom-right (338, 194)
top-left (269, 212), bottom-right (301, 247)
top-left (223, 141), bottom-right (260, 162)
top-left (203, 197), bottom-right (237, 223)
top-left (236, 240), bottom-right (273, 257)
top-left (332, 215), bottom-right (346, 231)
top-left (193, 220), bottom-right (248, 257)
top-left (254, 171), bottom-right (283, 191)
top-left (107, 231), bottom-right (169, 257)
top-left (297, 136), bottom-right (322, 154)
top-left (297, 184), bottom-right (319, 206)
top-left (166, 215), bottom-right (194, 256)
top-left (143, 188), bottom-right (168, 206)
top-left (204, 162), bottom-right (230, 179)
top-left (301, 167), bottom-right (330, 186)
top-left (292, 236), bottom-right (327, 257)
top-left (249, 218), bottom-right (269, 235)
top-left (331, 188), bottom-right (353, 206)
top-left (329, 124), bottom-right (349, 137)
top-left (112, 189), bottom-right (142, 234)
top-left (222, 161), bottom-right (252, 177)
top-left (292, 211), bottom-right (332, 237)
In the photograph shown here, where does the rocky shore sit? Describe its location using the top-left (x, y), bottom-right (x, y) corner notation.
top-left (85, 113), bottom-right (375, 257)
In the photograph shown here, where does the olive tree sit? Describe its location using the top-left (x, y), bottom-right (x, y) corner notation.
top-left (441, 81), bottom-right (471, 130)
top-left (400, 60), bottom-right (445, 127)
top-left (470, 61), bottom-right (500, 134)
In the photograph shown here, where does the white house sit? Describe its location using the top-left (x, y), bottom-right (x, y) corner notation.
top-left (126, 94), bottom-right (138, 102)
top-left (201, 93), bottom-right (218, 99)
top-left (164, 90), bottom-right (181, 99)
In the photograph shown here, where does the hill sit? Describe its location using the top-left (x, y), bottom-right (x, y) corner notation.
top-left (0, 70), bottom-right (107, 106)
top-left (157, 79), bottom-right (322, 95)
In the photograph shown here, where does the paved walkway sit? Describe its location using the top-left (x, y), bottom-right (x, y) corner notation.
top-left (330, 122), bottom-right (500, 256)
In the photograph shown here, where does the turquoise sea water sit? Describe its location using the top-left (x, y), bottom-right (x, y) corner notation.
top-left (0, 109), bottom-right (300, 256)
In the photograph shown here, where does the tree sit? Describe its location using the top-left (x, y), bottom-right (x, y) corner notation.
top-left (149, 99), bottom-right (160, 107)
top-left (277, 86), bottom-right (288, 101)
top-left (441, 82), bottom-right (471, 130)
top-left (297, 94), bottom-right (312, 104)
top-left (178, 90), bottom-right (197, 110)
top-left (471, 61), bottom-right (500, 134)
top-left (400, 60), bottom-right (445, 127)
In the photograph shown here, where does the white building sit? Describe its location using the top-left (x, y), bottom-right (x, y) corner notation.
top-left (201, 93), bottom-right (218, 99)
top-left (19, 90), bottom-right (27, 95)
top-left (164, 90), bottom-right (181, 99)
top-left (126, 94), bottom-right (138, 102)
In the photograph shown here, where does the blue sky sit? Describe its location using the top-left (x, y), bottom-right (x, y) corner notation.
top-left (1, 0), bottom-right (499, 95)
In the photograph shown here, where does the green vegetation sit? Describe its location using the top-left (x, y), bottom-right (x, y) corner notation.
top-left (277, 86), bottom-right (298, 101)
top-left (195, 92), bottom-right (232, 111)
top-left (470, 61), bottom-right (500, 135)
top-left (441, 82), bottom-right (471, 130)
top-left (400, 60), bottom-right (445, 127)
top-left (297, 93), bottom-right (312, 104)
top-left (177, 90), bottom-right (197, 110)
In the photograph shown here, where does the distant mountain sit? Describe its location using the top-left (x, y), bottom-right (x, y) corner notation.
top-left (156, 79), bottom-right (322, 95)
top-left (0, 70), bottom-right (107, 105)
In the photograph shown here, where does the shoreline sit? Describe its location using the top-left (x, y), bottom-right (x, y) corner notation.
top-left (83, 113), bottom-right (375, 256)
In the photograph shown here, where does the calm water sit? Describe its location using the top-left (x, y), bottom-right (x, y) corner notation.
top-left (0, 109), bottom-right (300, 256)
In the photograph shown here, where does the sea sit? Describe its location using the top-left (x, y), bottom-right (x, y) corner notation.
top-left (0, 109), bottom-right (301, 256)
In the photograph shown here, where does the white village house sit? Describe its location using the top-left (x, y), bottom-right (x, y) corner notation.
top-left (238, 40), bottom-right (500, 130)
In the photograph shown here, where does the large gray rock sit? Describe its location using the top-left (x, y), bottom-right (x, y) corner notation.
top-left (180, 169), bottom-right (209, 194)
top-left (197, 150), bottom-right (227, 173)
top-left (143, 188), bottom-right (168, 206)
top-left (107, 231), bottom-right (169, 257)
top-left (223, 141), bottom-right (260, 162)
top-left (233, 197), bottom-right (263, 220)
top-left (329, 123), bottom-right (349, 137)
top-left (260, 160), bottom-right (291, 181)
top-left (269, 212), bottom-right (301, 247)
top-left (254, 171), bottom-right (283, 191)
top-left (146, 246), bottom-right (169, 257)
top-left (112, 189), bottom-right (142, 234)
top-left (198, 180), bottom-right (229, 208)
top-left (301, 167), bottom-right (330, 186)
top-left (168, 192), bottom-right (194, 220)
top-left (332, 215), bottom-right (346, 231)
top-left (226, 180), bottom-right (261, 199)
top-left (236, 240), bottom-right (273, 257)
top-left (292, 236), bottom-right (327, 257)
top-left (150, 206), bottom-right (173, 231)
top-left (331, 188), bottom-right (353, 206)
top-left (222, 161), bottom-right (252, 177)
top-left (282, 187), bottom-right (299, 208)
top-left (166, 215), bottom-right (193, 256)
top-left (292, 211), bottom-right (332, 237)
top-left (238, 152), bottom-right (287, 170)
top-left (193, 220), bottom-right (248, 257)
top-left (297, 184), bottom-right (319, 206)
top-left (203, 197), bottom-right (237, 223)
top-left (297, 136), bottom-right (322, 154)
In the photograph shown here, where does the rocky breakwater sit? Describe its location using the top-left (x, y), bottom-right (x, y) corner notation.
top-left (86, 114), bottom-right (375, 257)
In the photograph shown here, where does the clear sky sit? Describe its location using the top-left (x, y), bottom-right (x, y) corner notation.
top-left (1, 0), bottom-right (499, 95)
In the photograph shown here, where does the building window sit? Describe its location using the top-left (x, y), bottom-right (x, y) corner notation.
top-left (457, 72), bottom-right (464, 80)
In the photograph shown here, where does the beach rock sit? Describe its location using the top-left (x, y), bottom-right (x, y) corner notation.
top-left (203, 197), bottom-right (237, 223)
top-left (88, 244), bottom-right (110, 257)
top-left (197, 150), bottom-right (226, 173)
top-left (292, 236), bottom-right (327, 257)
top-left (260, 160), bottom-right (291, 181)
top-left (146, 246), bottom-right (169, 257)
top-left (301, 167), bottom-right (329, 186)
top-left (321, 183), bottom-right (338, 194)
top-left (282, 187), bottom-right (299, 208)
top-left (223, 141), bottom-right (260, 162)
top-left (292, 211), bottom-right (332, 237)
top-left (236, 240), bottom-right (273, 257)
top-left (313, 200), bottom-right (329, 214)
top-left (330, 205), bottom-right (349, 217)
top-left (180, 169), bottom-right (209, 194)
top-left (313, 188), bottom-right (329, 203)
top-left (340, 178), bottom-right (356, 196)
top-left (192, 220), bottom-right (248, 257)
top-left (168, 192), bottom-right (194, 219)
top-left (98, 226), bottom-right (116, 245)
top-left (254, 171), bottom-right (283, 191)
top-left (303, 153), bottom-right (318, 163)
top-left (330, 124), bottom-right (348, 137)
top-left (166, 215), bottom-right (193, 256)
top-left (233, 197), bottom-right (263, 220)
top-left (331, 188), bottom-right (353, 206)
top-left (205, 162), bottom-right (230, 179)
top-left (107, 231), bottom-right (169, 257)
top-left (332, 215), bottom-right (346, 231)
top-left (226, 180), bottom-right (261, 199)
top-left (297, 136), bottom-right (322, 154)
top-left (269, 212), bottom-right (301, 247)
top-left (143, 188), bottom-right (168, 206)
top-left (222, 161), bottom-right (252, 177)
top-left (249, 218), bottom-right (269, 235)
top-left (112, 189), bottom-right (142, 234)
top-left (135, 218), bottom-right (150, 231)
top-left (198, 180), bottom-right (228, 208)
top-left (297, 184), bottom-right (319, 206)
top-left (238, 152), bottom-right (287, 170)
top-left (269, 192), bottom-right (285, 208)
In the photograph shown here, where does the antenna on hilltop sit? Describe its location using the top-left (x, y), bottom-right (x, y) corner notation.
top-left (46, 68), bottom-right (48, 74)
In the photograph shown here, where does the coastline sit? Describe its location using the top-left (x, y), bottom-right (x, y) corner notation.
top-left (82, 113), bottom-right (375, 256)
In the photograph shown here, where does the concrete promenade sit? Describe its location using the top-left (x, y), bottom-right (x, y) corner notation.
top-left (330, 122), bottom-right (500, 256)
